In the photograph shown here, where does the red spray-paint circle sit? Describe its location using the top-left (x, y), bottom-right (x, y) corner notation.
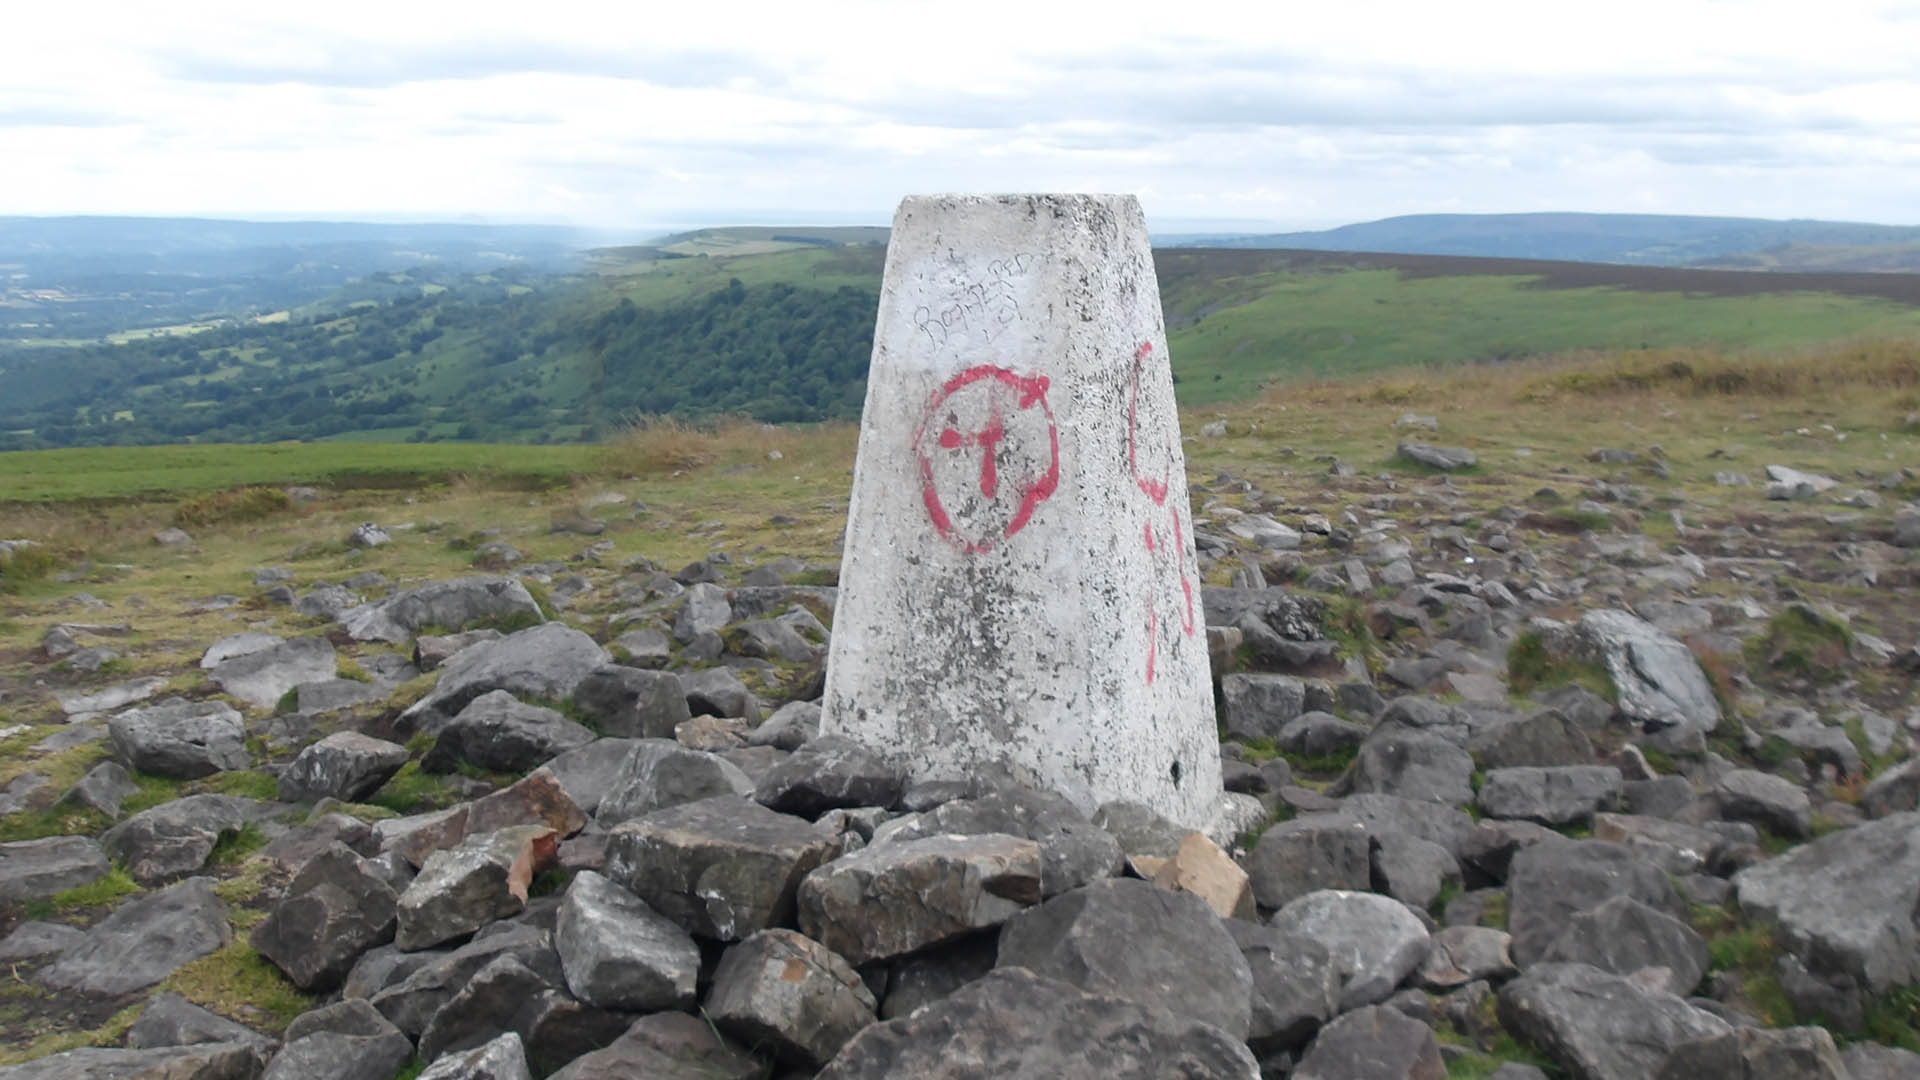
top-left (912, 364), bottom-right (1060, 555)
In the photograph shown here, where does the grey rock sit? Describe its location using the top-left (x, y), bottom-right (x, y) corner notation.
top-left (341, 575), bottom-right (542, 644)
top-left (1220, 674), bottom-right (1306, 741)
top-left (0, 834), bottom-right (109, 901)
top-left (1498, 962), bottom-right (1730, 1080)
top-left (1277, 711), bottom-right (1367, 758)
top-left (414, 629), bottom-right (504, 671)
top-left (368, 923), bottom-right (552, 1037)
top-left (553, 869), bottom-right (699, 1011)
top-left (1092, 799), bottom-right (1190, 858)
top-left (672, 582), bottom-right (731, 643)
top-left (294, 678), bottom-right (383, 714)
top-left (200, 631), bottom-right (284, 669)
top-left (1506, 839), bottom-right (1684, 966)
top-left (1470, 708), bottom-right (1594, 769)
top-left (681, 666), bottom-right (759, 720)
top-left (1339, 793), bottom-right (1478, 858)
top-left (1732, 811), bottom-right (1920, 994)
top-left (208, 634), bottom-right (336, 710)
top-left (1293, 1005), bottom-right (1444, 1080)
top-left (603, 795), bottom-right (836, 940)
top-left (296, 584), bottom-right (360, 620)
top-left (802, 832), bottom-right (1042, 964)
top-left (1713, 769), bottom-right (1812, 839)
top-left (596, 738), bottom-right (755, 826)
top-left (402, 623), bottom-right (608, 733)
top-left (265, 999), bottom-right (413, 1080)
top-left (1862, 757), bottom-right (1920, 818)
top-left (279, 732), bottom-right (410, 803)
top-left (102, 793), bottom-right (251, 884)
top-left (748, 699), bottom-right (820, 751)
top-left (251, 843), bottom-right (399, 991)
top-left (39, 877), bottom-right (230, 995)
top-left (126, 991), bottom-right (276, 1059)
top-left (707, 928), bottom-right (877, 1068)
top-left (0, 1044), bottom-right (262, 1079)
top-left (1537, 894), bottom-right (1708, 995)
top-left (545, 1011), bottom-right (772, 1080)
top-left (57, 675), bottom-right (167, 717)
top-left (348, 522), bottom-right (392, 548)
top-left (1418, 926), bottom-right (1515, 989)
top-left (395, 824), bottom-right (554, 950)
top-left (1576, 610), bottom-right (1720, 748)
top-left (1343, 728), bottom-right (1476, 806)
top-left (1268, 889), bottom-right (1430, 1011)
top-left (1225, 920), bottom-right (1340, 1053)
top-left (881, 783), bottom-right (1123, 897)
top-left (0, 920), bottom-right (85, 962)
top-left (571, 665), bottom-right (689, 739)
top-left (414, 953), bottom-right (584, 1065)
top-left (419, 1033), bottom-right (532, 1080)
top-left (109, 699), bottom-right (249, 778)
top-left (1397, 442), bottom-right (1477, 470)
top-left (1370, 831), bottom-right (1462, 911)
top-left (423, 690), bottom-right (595, 774)
top-left (1841, 1042), bottom-right (1920, 1079)
top-left (730, 618), bottom-right (815, 662)
top-left (539, 739), bottom-right (635, 816)
top-left (1246, 815), bottom-right (1371, 910)
top-left (1591, 812), bottom-right (1725, 876)
top-left (879, 934), bottom-right (998, 1020)
top-left (1477, 766), bottom-right (1623, 827)
top-left (754, 735), bottom-right (904, 817)
top-left (818, 966), bottom-right (1259, 1080)
top-left (1655, 1024), bottom-right (1847, 1080)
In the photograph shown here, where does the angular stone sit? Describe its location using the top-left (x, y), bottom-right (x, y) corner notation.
top-left (1268, 889), bottom-right (1430, 1011)
top-left (1497, 962), bottom-right (1730, 1080)
top-left (102, 794), bottom-right (251, 884)
top-left (1505, 839), bottom-right (1684, 966)
top-left (1398, 442), bottom-right (1476, 470)
top-left (1246, 815), bottom-right (1371, 910)
top-left (1590, 812), bottom-right (1724, 876)
top-left (682, 666), bottom-right (759, 720)
top-left (126, 991), bottom-right (276, 1060)
top-left (252, 843), bottom-right (399, 991)
top-left (264, 999), bottom-right (413, 1080)
top-left (875, 782), bottom-right (1122, 896)
top-left (0, 1044), bottom-right (263, 1080)
top-left (415, 953), bottom-right (567, 1064)
top-left (295, 678), bottom-right (385, 715)
top-left (817, 967), bottom-right (1259, 1080)
top-left (1470, 708), bottom-right (1594, 769)
top-left (279, 731), bottom-right (410, 803)
top-left (1277, 711), bottom-right (1367, 758)
top-left (200, 631), bottom-right (284, 669)
top-left (1477, 766), bottom-right (1623, 827)
top-left (1343, 728), bottom-right (1475, 806)
top-left (401, 623), bottom-right (608, 733)
top-left (1093, 799), bottom-right (1189, 858)
top-left (0, 920), bottom-right (85, 962)
top-left (553, 869), bottom-right (699, 1011)
top-left (604, 795), bottom-right (836, 940)
top-left (340, 575), bottom-right (542, 644)
top-left (1655, 1023), bottom-right (1847, 1080)
top-left (547, 1012), bottom-right (768, 1080)
top-left (879, 934), bottom-right (998, 1020)
top-left (419, 1032), bottom-right (532, 1080)
top-left (754, 734), bottom-right (904, 817)
top-left (1418, 926), bottom-right (1515, 989)
top-left (1224, 920), bottom-right (1340, 1054)
top-left (672, 582), bottom-right (731, 643)
top-left (1732, 811), bottom-right (1920, 994)
top-left (423, 690), bottom-right (596, 775)
top-left (707, 928), bottom-right (877, 1068)
top-left (0, 835), bottom-right (108, 902)
top-left (1150, 830), bottom-right (1253, 919)
top-left (1371, 831), bottom-right (1462, 911)
top-left (1842, 1043), bottom-right (1920, 1080)
top-left (540, 739), bottom-right (636, 816)
top-left (997, 877), bottom-right (1252, 1040)
top-left (414, 629), bottom-right (504, 671)
top-left (59, 760), bottom-right (139, 818)
top-left (57, 675), bottom-right (167, 717)
top-left (802, 832), bottom-right (1041, 964)
top-left (208, 634), bottom-right (337, 710)
top-left (1293, 1004), bottom-right (1444, 1080)
top-left (39, 878), bottom-right (231, 995)
top-left (596, 738), bottom-right (755, 826)
top-left (1863, 758), bottom-right (1920, 818)
top-left (1537, 894), bottom-right (1709, 996)
top-left (748, 699), bottom-right (820, 751)
top-left (1713, 768), bottom-right (1812, 839)
top-left (368, 922), bottom-right (552, 1037)
top-left (571, 665), bottom-right (689, 739)
top-left (1576, 610), bottom-right (1720, 748)
top-left (1220, 673), bottom-right (1306, 741)
top-left (109, 699), bottom-right (249, 778)
top-left (395, 825), bottom-right (556, 950)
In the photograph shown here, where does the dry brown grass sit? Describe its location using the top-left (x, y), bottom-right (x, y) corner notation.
top-left (595, 413), bottom-right (857, 477)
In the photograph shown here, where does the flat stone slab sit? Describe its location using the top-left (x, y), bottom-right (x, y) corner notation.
top-left (799, 832), bottom-right (1042, 964)
top-left (38, 877), bottom-right (231, 996)
top-left (0, 835), bottom-right (109, 902)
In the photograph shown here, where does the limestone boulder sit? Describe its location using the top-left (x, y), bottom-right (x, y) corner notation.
top-left (1536, 894), bottom-right (1709, 996)
top-left (815, 967), bottom-right (1259, 1080)
top-left (126, 991), bottom-right (277, 1061)
top-left (879, 936), bottom-right (998, 1021)
top-left (682, 666), bottom-right (759, 720)
top-left (1220, 673), bottom-right (1306, 741)
top-left (394, 824), bottom-right (555, 950)
top-left (801, 832), bottom-right (1042, 964)
top-left (419, 1032), bottom-right (532, 1080)
top-left (1293, 1005), bottom-right (1444, 1080)
top-left (251, 843), bottom-right (399, 991)
top-left (553, 870), bottom-right (699, 1012)
top-left (672, 582), bottom-right (730, 643)
top-left (1245, 815), bottom-right (1371, 910)
top-left (754, 734), bottom-right (904, 817)
top-left (368, 923), bottom-right (552, 1037)
top-left (1277, 711), bottom-right (1367, 758)
top-left (339, 575), bottom-right (543, 644)
top-left (1575, 609), bottom-right (1719, 749)
top-left (1505, 839), bottom-right (1684, 965)
top-left (603, 795), bottom-right (836, 940)
top-left (706, 928), bottom-right (877, 1068)
top-left (102, 794), bottom-right (252, 884)
top-left (570, 665), bottom-right (689, 739)
top-left (400, 623), bottom-right (607, 734)
top-left (39, 877), bottom-right (231, 996)
top-left (1469, 708), bottom-right (1594, 769)
top-left (748, 699), bottom-right (820, 751)
top-left (1477, 766), bottom-right (1623, 827)
top-left (1223, 919), bottom-right (1340, 1054)
top-left (1842, 1043), bottom-right (1920, 1079)
top-left (108, 699), bottom-right (249, 778)
top-left (1655, 1025), bottom-right (1847, 1080)
top-left (278, 732), bottom-right (410, 803)
top-left (59, 760), bottom-right (139, 817)
top-left (595, 738), bottom-right (755, 826)
top-left (546, 1011), bottom-right (767, 1080)
top-left (1732, 811), bottom-right (1920, 995)
top-left (0, 835), bottom-right (109, 902)
top-left (263, 999), bottom-right (413, 1080)
top-left (1418, 926), bottom-right (1516, 990)
top-left (1267, 889), bottom-right (1430, 1011)
top-left (1397, 441), bottom-right (1476, 470)
top-left (0, 1044), bottom-right (263, 1080)
top-left (872, 782), bottom-right (1122, 896)
top-left (1497, 962), bottom-right (1730, 1080)
top-left (422, 690), bottom-right (596, 775)
top-left (206, 634), bottom-right (336, 710)
top-left (1713, 768), bottom-right (1812, 839)
top-left (1342, 728), bottom-right (1475, 806)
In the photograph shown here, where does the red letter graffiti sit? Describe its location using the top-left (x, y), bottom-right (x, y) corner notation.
top-left (912, 365), bottom-right (1060, 555)
top-left (1130, 340), bottom-right (1195, 684)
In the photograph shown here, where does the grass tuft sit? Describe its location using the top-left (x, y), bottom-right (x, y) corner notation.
top-left (1507, 630), bottom-right (1617, 702)
top-left (172, 486), bottom-right (294, 528)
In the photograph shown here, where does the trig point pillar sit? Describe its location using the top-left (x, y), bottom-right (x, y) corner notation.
top-left (821, 193), bottom-right (1221, 828)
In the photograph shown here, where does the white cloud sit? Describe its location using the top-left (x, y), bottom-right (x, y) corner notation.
top-left (0, 0), bottom-right (1916, 227)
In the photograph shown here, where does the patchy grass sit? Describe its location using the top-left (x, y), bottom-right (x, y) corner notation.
top-left (1745, 605), bottom-right (1853, 686)
top-left (1479, 892), bottom-right (1509, 931)
top-left (368, 761), bottom-right (464, 814)
top-left (23, 867), bottom-right (140, 917)
top-left (160, 939), bottom-right (315, 1034)
top-left (195, 769), bottom-right (280, 801)
top-left (172, 486), bottom-right (294, 529)
top-left (1506, 630), bottom-right (1617, 701)
top-left (1859, 985), bottom-right (1920, 1052)
top-left (1701, 919), bottom-right (1795, 1026)
top-left (207, 821), bottom-right (269, 868)
top-left (0, 1003), bottom-right (142, 1066)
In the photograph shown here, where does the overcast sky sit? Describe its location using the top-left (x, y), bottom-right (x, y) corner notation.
top-left (5, 0), bottom-right (1918, 232)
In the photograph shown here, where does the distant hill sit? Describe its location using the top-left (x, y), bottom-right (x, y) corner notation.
top-left (1179, 212), bottom-right (1920, 270)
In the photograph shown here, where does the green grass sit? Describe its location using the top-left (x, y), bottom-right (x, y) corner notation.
top-left (160, 939), bottom-right (315, 1034)
top-left (207, 821), bottom-right (269, 867)
top-left (197, 770), bottom-right (280, 801)
top-left (1860, 986), bottom-right (1920, 1051)
top-left (23, 867), bottom-right (140, 917)
top-left (1507, 630), bottom-right (1618, 701)
top-left (0, 442), bottom-right (594, 502)
top-left (1745, 605), bottom-right (1853, 686)
top-left (368, 761), bottom-right (464, 814)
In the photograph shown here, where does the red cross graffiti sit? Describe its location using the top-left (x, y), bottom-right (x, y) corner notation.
top-left (912, 364), bottom-right (1060, 555)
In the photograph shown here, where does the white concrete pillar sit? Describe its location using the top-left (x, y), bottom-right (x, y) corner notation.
top-left (822, 193), bottom-right (1221, 827)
